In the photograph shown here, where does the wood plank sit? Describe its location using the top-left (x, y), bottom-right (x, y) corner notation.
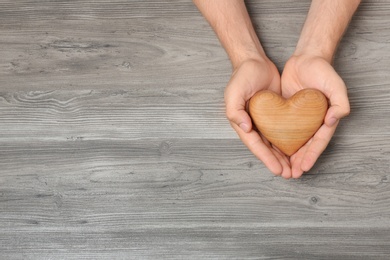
top-left (1, 88), bottom-right (390, 141)
top-left (1, 137), bottom-right (389, 217)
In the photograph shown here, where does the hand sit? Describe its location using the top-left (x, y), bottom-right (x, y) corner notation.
top-left (225, 58), bottom-right (292, 176)
top-left (281, 54), bottom-right (350, 178)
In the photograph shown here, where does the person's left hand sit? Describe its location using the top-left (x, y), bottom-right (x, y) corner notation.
top-left (281, 54), bottom-right (350, 178)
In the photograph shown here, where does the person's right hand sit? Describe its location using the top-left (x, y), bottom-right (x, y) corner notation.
top-left (225, 58), bottom-right (292, 177)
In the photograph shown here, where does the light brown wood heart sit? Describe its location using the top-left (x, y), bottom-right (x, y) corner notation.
top-left (249, 89), bottom-right (328, 156)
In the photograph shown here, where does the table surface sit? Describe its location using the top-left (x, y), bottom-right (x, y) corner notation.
top-left (1, 1), bottom-right (390, 259)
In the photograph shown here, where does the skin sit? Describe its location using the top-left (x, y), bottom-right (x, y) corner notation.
top-left (193, 0), bottom-right (361, 178)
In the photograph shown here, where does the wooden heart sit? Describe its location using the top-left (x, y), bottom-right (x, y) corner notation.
top-left (249, 89), bottom-right (328, 156)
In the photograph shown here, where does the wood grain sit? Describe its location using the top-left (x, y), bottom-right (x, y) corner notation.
top-left (249, 89), bottom-right (328, 155)
top-left (1, 0), bottom-right (390, 259)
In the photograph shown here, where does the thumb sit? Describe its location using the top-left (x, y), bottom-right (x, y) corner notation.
top-left (322, 71), bottom-right (350, 127)
top-left (224, 83), bottom-right (253, 132)
top-left (325, 103), bottom-right (350, 127)
top-left (224, 68), bottom-right (256, 133)
top-left (224, 89), bottom-right (253, 133)
top-left (226, 107), bottom-right (253, 133)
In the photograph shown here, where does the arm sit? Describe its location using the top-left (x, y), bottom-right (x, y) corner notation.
top-left (192, 0), bottom-right (265, 69)
top-left (282, 0), bottom-right (361, 178)
top-left (193, 0), bottom-right (291, 176)
top-left (295, 0), bottom-right (361, 63)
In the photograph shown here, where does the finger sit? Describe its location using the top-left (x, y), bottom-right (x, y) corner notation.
top-left (325, 103), bottom-right (350, 127)
top-left (290, 140), bottom-right (309, 178)
top-left (292, 163), bottom-right (304, 178)
top-left (300, 122), bottom-right (338, 172)
top-left (271, 144), bottom-right (291, 168)
top-left (231, 123), bottom-right (283, 175)
top-left (273, 151), bottom-right (292, 179)
top-left (226, 107), bottom-right (253, 133)
top-left (320, 70), bottom-right (350, 127)
top-left (225, 90), bottom-right (253, 133)
top-left (263, 143), bottom-right (291, 178)
top-left (259, 136), bottom-right (292, 178)
top-left (224, 77), bottom-right (254, 133)
top-left (261, 136), bottom-right (292, 178)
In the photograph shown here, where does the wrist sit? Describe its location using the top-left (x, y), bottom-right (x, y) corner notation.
top-left (293, 42), bottom-right (334, 64)
top-left (231, 49), bottom-right (268, 70)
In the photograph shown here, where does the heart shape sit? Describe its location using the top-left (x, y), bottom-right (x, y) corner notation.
top-left (249, 89), bottom-right (328, 156)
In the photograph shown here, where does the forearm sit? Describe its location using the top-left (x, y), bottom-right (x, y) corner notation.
top-left (295, 0), bottom-right (361, 62)
top-left (193, 0), bottom-right (266, 69)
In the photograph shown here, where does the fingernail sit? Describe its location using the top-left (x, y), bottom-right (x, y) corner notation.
top-left (239, 123), bottom-right (250, 133)
top-left (327, 117), bottom-right (338, 127)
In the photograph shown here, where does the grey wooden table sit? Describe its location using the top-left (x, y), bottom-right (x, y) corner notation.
top-left (1, 1), bottom-right (389, 259)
